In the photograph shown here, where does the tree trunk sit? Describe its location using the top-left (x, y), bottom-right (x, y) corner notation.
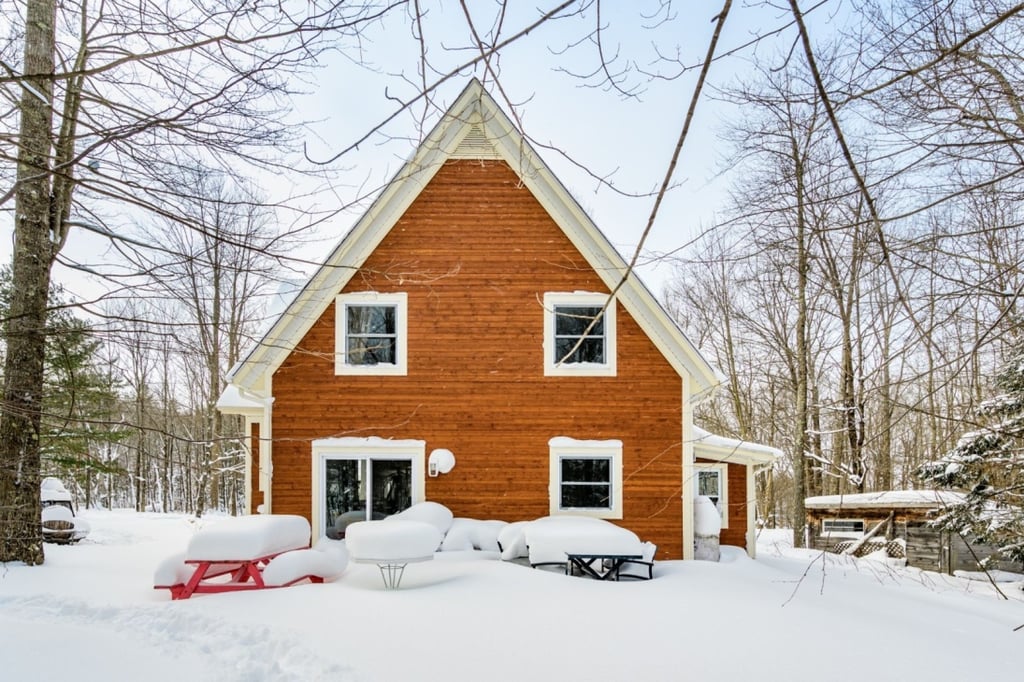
top-left (791, 136), bottom-right (810, 548)
top-left (0, 0), bottom-right (57, 565)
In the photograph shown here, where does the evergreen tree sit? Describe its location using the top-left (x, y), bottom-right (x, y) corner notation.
top-left (0, 269), bottom-right (125, 497)
top-left (919, 344), bottom-right (1024, 564)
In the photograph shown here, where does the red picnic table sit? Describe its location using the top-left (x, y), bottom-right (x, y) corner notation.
top-left (155, 514), bottom-right (335, 600)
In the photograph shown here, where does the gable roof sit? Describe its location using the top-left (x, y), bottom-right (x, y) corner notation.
top-left (227, 78), bottom-right (721, 398)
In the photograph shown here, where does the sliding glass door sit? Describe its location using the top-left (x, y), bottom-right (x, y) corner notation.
top-left (323, 457), bottom-right (412, 538)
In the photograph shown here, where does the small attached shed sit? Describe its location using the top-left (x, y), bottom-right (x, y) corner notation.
top-left (805, 490), bottom-right (1023, 575)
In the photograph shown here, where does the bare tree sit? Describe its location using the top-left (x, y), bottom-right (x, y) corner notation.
top-left (0, 0), bottom-right (409, 563)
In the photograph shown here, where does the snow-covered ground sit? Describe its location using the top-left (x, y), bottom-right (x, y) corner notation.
top-left (1, 510), bottom-right (1022, 681)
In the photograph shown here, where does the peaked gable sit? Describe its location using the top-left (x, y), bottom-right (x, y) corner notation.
top-left (228, 79), bottom-right (720, 398)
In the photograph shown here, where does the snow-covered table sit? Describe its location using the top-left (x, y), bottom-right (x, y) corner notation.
top-left (346, 520), bottom-right (442, 589)
top-left (565, 552), bottom-right (643, 581)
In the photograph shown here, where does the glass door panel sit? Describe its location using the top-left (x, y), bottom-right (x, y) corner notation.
top-left (370, 459), bottom-right (412, 518)
top-left (324, 459), bottom-right (368, 538)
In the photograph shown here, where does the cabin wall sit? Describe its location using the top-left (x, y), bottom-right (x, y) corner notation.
top-left (269, 160), bottom-right (701, 558)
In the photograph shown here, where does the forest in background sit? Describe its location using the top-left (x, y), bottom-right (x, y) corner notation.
top-left (3, 1), bottom-right (1022, 562)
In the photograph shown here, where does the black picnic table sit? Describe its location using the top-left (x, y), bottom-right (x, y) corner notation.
top-left (565, 552), bottom-right (642, 581)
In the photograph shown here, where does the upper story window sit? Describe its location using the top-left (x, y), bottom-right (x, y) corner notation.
top-left (694, 462), bottom-right (729, 528)
top-left (335, 292), bottom-right (407, 375)
top-left (549, 437), bottom-right (623, 519)
top-left (543, 292), bottom-right (616, 376)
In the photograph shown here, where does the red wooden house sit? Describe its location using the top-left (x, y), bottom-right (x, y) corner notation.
top-left (218, 79), bottom-right (779, 560)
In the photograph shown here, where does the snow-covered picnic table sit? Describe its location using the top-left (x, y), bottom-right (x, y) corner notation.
top-left (154, 514), bottom-right (346, 600)
top-left (513, 516), bottom-right (652, 581)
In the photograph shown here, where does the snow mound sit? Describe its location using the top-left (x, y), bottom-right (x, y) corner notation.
top-left (694, 495), bottom-right (721, 536)
top-left (185, 514), bottom-right (310, 561)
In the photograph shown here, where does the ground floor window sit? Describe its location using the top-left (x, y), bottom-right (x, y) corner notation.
top-left (312, 438), bottom-right (425, 538)
top-left (821, 519), bottom-right (865, 537)
top-left (549, 437), bottom-right (623, 519)
top-left (694, 462), bottom-right (729, 528)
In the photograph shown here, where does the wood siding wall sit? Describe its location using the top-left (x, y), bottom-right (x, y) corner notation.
top-left (267, 160), bottom-right (736, 559)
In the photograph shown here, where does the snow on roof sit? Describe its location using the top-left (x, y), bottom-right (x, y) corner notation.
top-left (215, 384), bottom-right (265, 414)
top-left (691, 426), bottom-right (782, 465)
top-left (804, 490), bottom-right (966, 509)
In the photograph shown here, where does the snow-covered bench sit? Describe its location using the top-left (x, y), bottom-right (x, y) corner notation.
top-left (154, 514), bottom-right (346, 600)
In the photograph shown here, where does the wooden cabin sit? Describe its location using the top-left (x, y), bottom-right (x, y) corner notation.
top-left (218, 79), bottom-right (779, 560)
top-left (805, 490), bottom-right (1023, 574)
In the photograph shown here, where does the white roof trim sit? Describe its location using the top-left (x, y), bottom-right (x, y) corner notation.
top-left (692, 426), bottom-right (781, 466)
top-left (804, 490), bottom-right (965, 510)
top-left (228, 79), bottom-right (721, 398)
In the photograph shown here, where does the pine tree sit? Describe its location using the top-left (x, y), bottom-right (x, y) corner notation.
top-left (919, 344), bottom-right (1024, 563)
top-left (0, 270), bottom-right (125, 497)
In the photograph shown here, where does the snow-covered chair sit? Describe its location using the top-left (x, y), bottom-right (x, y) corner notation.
top-left (618, 541), bottom-right (657, 580)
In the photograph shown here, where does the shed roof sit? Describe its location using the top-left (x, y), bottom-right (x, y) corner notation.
top-left (804, 490), bottom-right (965, 510)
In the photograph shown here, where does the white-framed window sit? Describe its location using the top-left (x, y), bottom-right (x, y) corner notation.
top-left (548, 437), bottom-right (623, 519)
top-left (543, 292), bottom-right (616, 377)
top-left (694, 462), bottom-right (729, 528)
top-left (335, 292), bottom-right (407, 375)
top-left (311, 437), bottom-right (426, 538)
top-left (821, 519), bottom-right (865, 538)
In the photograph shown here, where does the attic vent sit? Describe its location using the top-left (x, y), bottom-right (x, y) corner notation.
top-left (450, 123), bottom-right (501, 159)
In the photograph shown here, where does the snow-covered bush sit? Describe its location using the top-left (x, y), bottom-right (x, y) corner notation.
top-left (919, 345), bottom-right (1024, 563)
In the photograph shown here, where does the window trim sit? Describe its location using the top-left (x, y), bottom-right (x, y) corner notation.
top-left (548, 437), bottom-right (623, 519)
top-left (821, 518), bottom-right (865, 538)
top-left (335, 292), bottom-right (408, 375)
top-left (694, 462), bottom-right (729, 528)
top-left (311, 437), bottom-right (426, 538)
top-left (543, 292), bottom-right (616, 377)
